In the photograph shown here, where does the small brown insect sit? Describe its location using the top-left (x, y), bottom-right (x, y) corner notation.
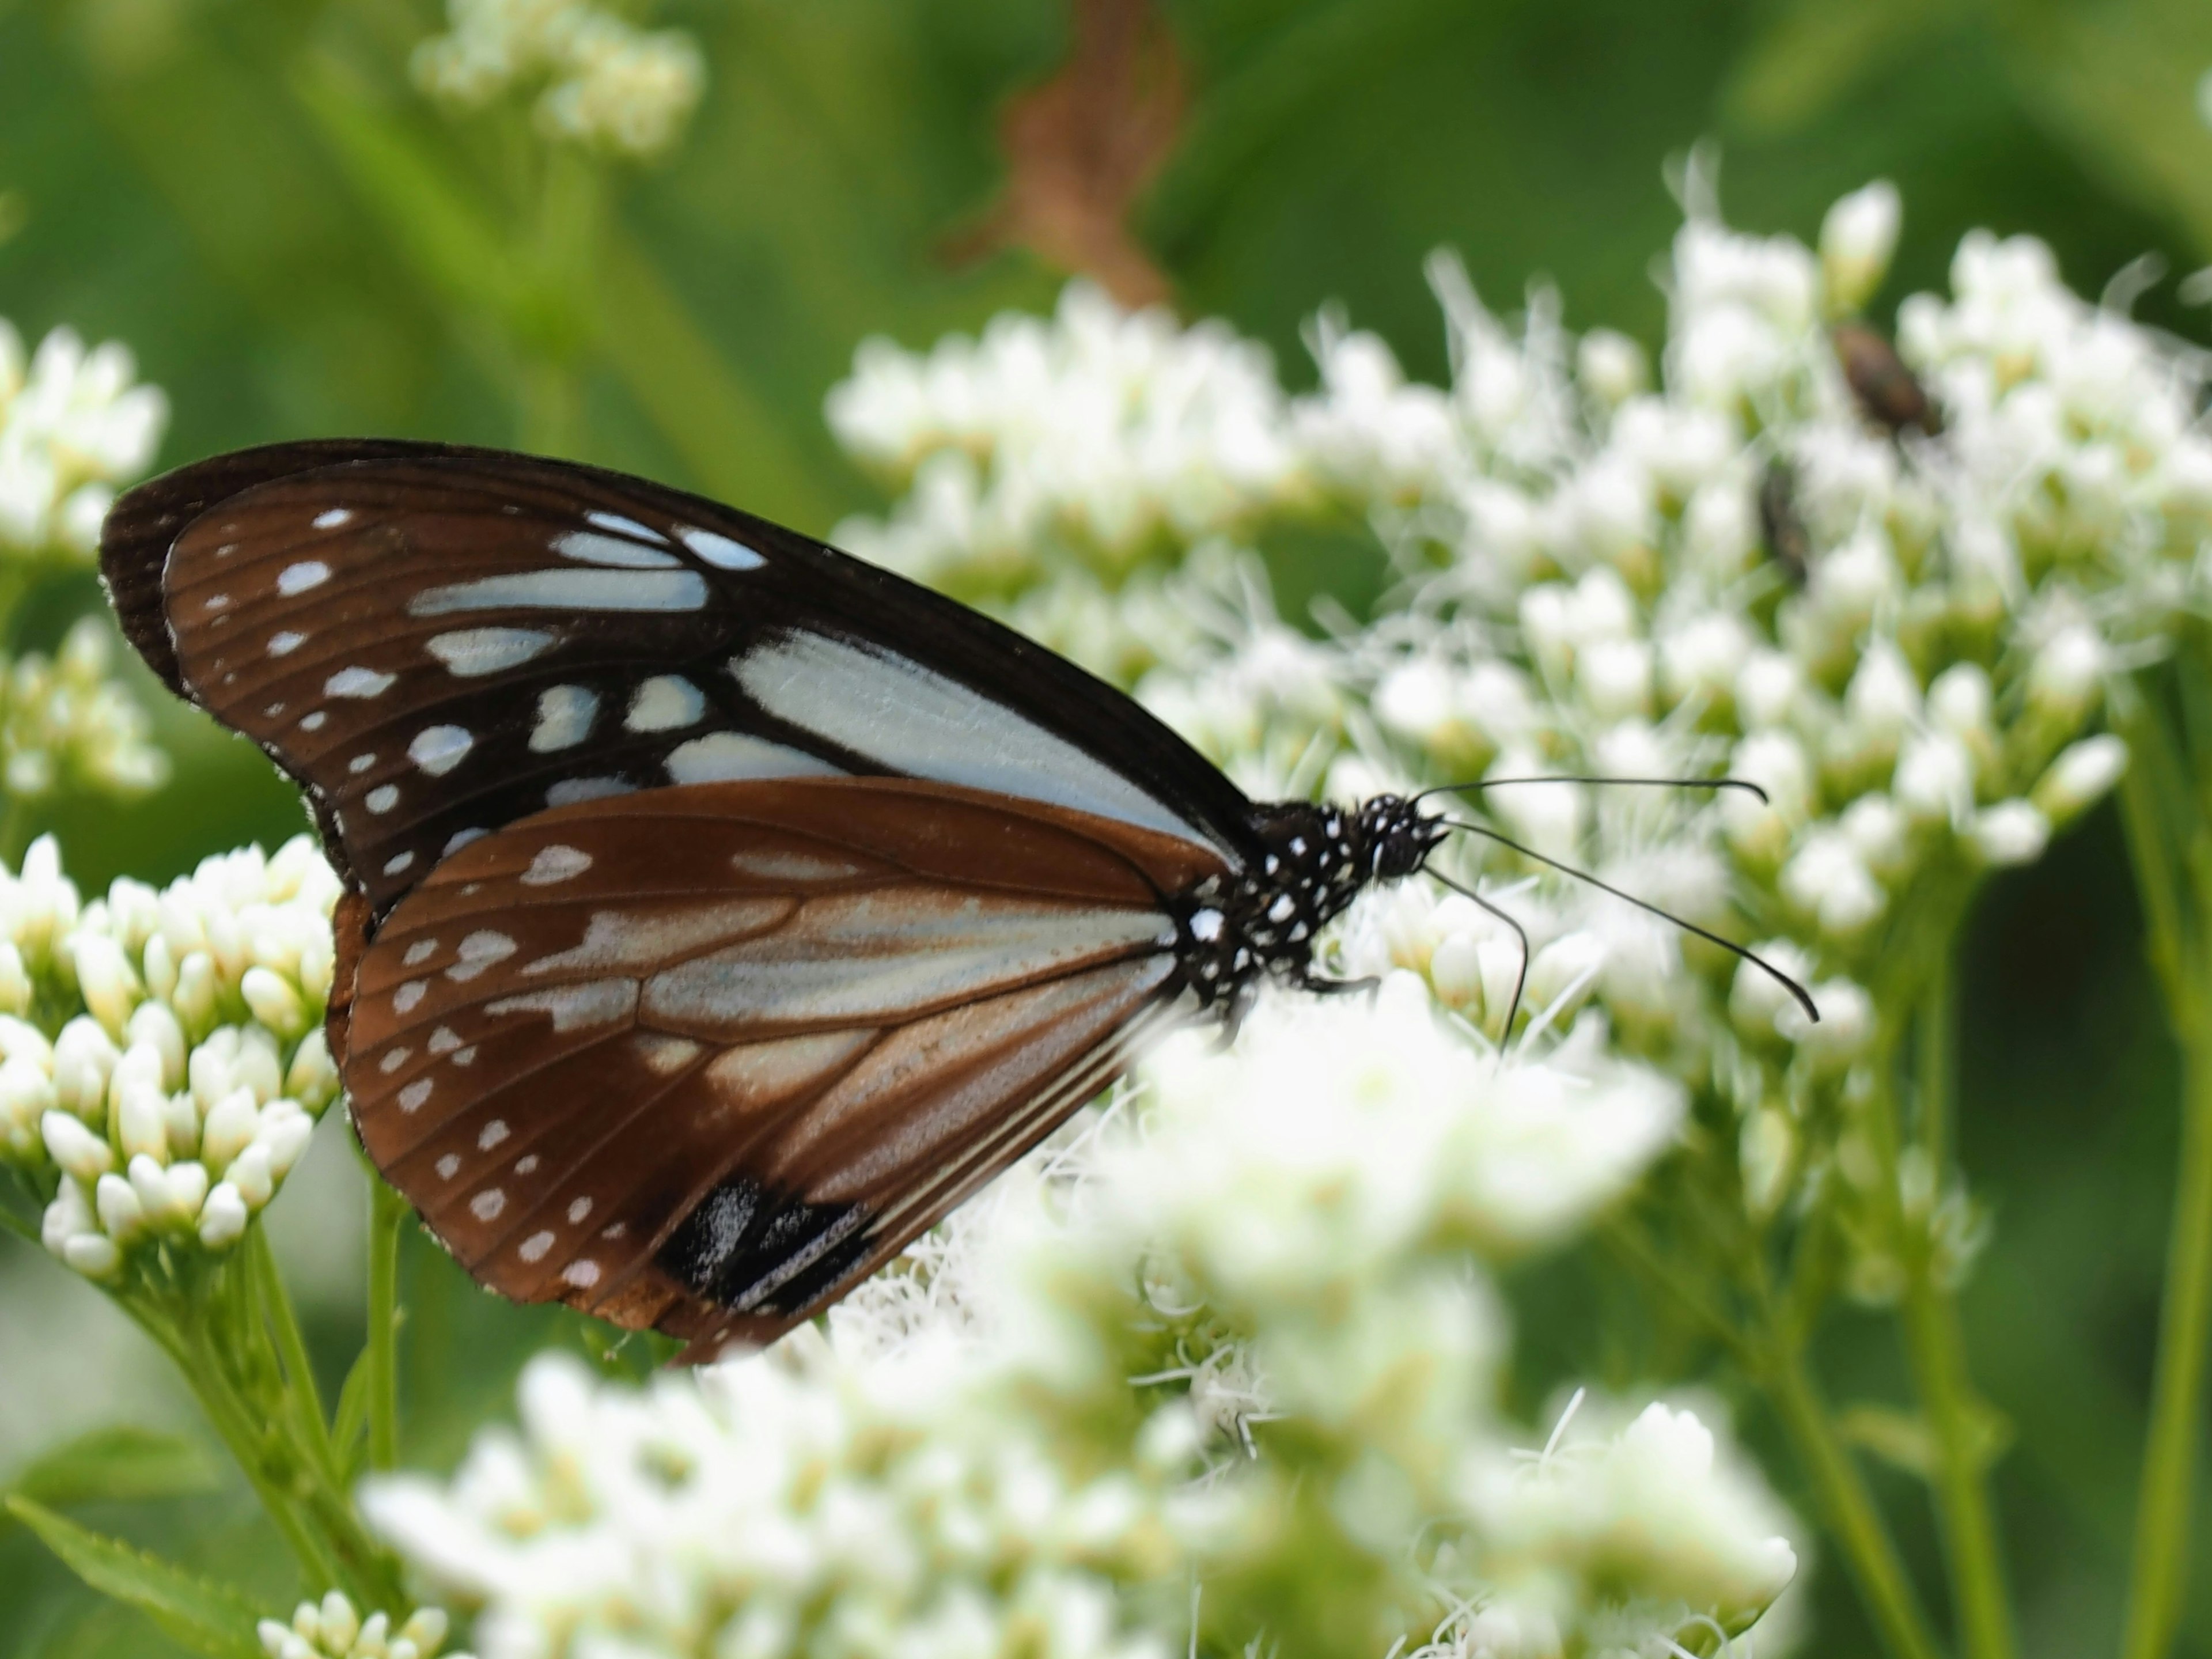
top-left (1758, 460), bottom-right (1811, 587)
top-left (1832, 321), bottom-right (1941, 437)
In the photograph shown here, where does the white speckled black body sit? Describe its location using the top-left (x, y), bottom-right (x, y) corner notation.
top-left (1171, 793), bottom-right (1448, 1022)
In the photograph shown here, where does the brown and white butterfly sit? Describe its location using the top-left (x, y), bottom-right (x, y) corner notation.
top-left (98, 441), bottom-right (1474, 1362)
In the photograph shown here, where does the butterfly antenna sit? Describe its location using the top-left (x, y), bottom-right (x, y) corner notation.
top-left (1425, 867), bottom-right (1532, 1038)
top-left (1414, 774), bottom-right (1771, 807)
top-left (1434, 815), bottom-right (1820, 1022)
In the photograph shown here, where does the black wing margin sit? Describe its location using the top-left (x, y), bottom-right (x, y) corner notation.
top-left (100, 440), bottom-right (1262, 912)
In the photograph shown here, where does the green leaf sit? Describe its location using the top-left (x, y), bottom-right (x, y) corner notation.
top-left (5, 1496), bottom-right (271, 1659)
top-left (7, 1426), bottom-right (219, 1509)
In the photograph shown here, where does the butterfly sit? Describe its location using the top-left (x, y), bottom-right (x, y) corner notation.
top-left (100, 440), bottom-right (1809, 1363)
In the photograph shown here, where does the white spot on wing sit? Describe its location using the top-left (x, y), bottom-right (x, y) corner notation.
top-left (679, 527), bottom-right (764, 569)
top-left (399, 1078), bottom-right (433, 1112)
top-left (586, 510), bottom-right (666, 544)
top-left (313, 508), bottom-right (353, 530)
top-left (268, 631), bottom-right (305, 657)
top-left (515, 1154), bottom-right (539, 1175)
top-left (411, 570), bottom-right (707, 615)
top-left (665, 732), bottom-right (841, 785)
top-left (444, 828), bottom-right (487, 855)
top-left (547, 778), bottom-right (633, 806)
top-left (736, 634), bottom-right (1218, 850)
top-left (326, 666), bottom-right (395, 699)
top-left (378, 1047), bottom-right (411, 1074)
top-left (522, 844), bottom-right (593, 885)
top-left (626, 675), bottom-right (703, 733)
top-left (530, 686), bottom-right (597, 752)
top-left (435, 1154), bottom-right (460, 1180)
top-left (410, 725), bottom-right (475, 776)
top-left (384, 851), bottom-right (415, 876)
top-left (562, 1259), bottom-right (601, 1288)
top-left (448, 931), bottom-right (517, 982)
top-left (554, 530), bottom-right (681, 570)
top-left (427, 627), bottom-right (557, 677)
top-left (472, 1189), bottom-right (506, 1222)
top-left (404, 939), bottom-right (439, 967)
top-left (393, 980), bottom-right (427, 1013)
top-left (567, 1196), bottom-right (593, 1224)
top-left (478, 1119), bottom-right (509, 1151)
top-left (278, 560), bottom-right (331, 594)
top-left (429, 1027), bottom-right (461, 1054)
top-left (349, 753), bottom-right (377, 775)
top-left (524, 900), bottom-right (790, 976)
top-left (487, 980), bottom-right (638, 1032)
top-left (519, 1230), bottom-right (555, 1263)
top-left (300, 712), bottom-right (327, 732)
top-left (366, 784), bottom-right (399, 814)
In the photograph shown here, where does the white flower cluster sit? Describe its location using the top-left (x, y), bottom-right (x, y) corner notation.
top-left (0, 618), bottom-right (168, 800)
top-left (0, 835), bottom-right (343, 1278)
top-left (831, 181), bottom-right (2203, 1289)
top-left (828, 283), bottom-right (1313, 599)
top-left (260, 1594), bottom-right (468, 1659)
top-left (366, 982), bottom-right (1800, 1659)
top-left (413, 0), bottom-right (706, 158)
top-left (0, 320), bottom-right (166, 560)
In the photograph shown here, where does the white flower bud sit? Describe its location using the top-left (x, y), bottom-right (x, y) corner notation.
top-left (1842, 639), bottom-right (1922, 750)
top-left (125, 1001), bottom-right (187, 1089)
top-left (285, 1028), bottom-right (339, 1109)
top-left (1734, 649), bottom-right (1804, 729)
top-left (260, 1106), bottom-right (315, 1179)
top-left (1740, 1108), bottom-right (1795, 1220)
top-left (1659, 612), bottom-right (1753, 706)
top-left (200, 1086), bottom-right (262, 1173)
top-left (1821, 181), bottom-right (1902, 315)
top-left (1427, 930), bottom-right (1484, 1010)
top-left (1525, 931), bottom-right (1606, 1024)
top-left (1730, 940), bottom-right (1813, 1038)
top-left (0, 943), bottom-right (29, 1017)
top-left (42, 1109), bottom-right (113, 1181)
top-left (1893, 731), bottom-right (1976, 824)
top-left (63, 1232), bottom-right (121, 1278)
top-left (115, 1074), bottom-right (170, 1164)
top-left (242, 967), bottom-right (308, 1039)
top-left (319, 1593), bottom-right (359, 1655)
top-left (51, 1016), bottom-right (118, 1119)
top-left (229, 1141), bottom-right (275, 1209)
top-left (1971, 800), bottom-right (2050, 866)
top-left (1781, 831), bottom-right (1885, 938)
top-left (1839, 793), bottom-right (1910, 876)
top-left (2033, 734), bottom-right (2127, 825)
top-left (1576, 637), bottom-right (1653, 721)
top-left (128, 1152), bottom-right (188, 1228)
top-left (142, 932), bottom-right (177, 1002)
top-left (94, 1171), bottom-right (146, 1244)
top-left (396, 1608), bottom-right (448, 1653)
top-left (1785, 978), bottom-right (1874, 1072)
top-left (1722, 731), bottom-right (1814, 866)
top-left (1926, 662), bottom-right (1993, 741)
top-left (71, 933), bottom-right (141, 1039)
top-left (2028, 623), bottom-right (2108, 720)
top-left (1577, 328), bottom-right (1647, 405)
top-left (172, 950), bottom-right (219, 1032)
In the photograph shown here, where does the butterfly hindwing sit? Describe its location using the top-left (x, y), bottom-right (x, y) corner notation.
top-left (342, 776), bottom-right (1211, 1359)
top-left (100, 441), bottom-right (1257, 916)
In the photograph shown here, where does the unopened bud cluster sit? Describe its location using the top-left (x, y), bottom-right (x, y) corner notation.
top-left (0, 834), bottom-right (343, 1278)
top-left (0, 319), bottom-right (166, 561)
top-left (259, 1593), bottom-right (467, 1659)
top-left (0, 618), bottom-right (168, 800)
top-left (414, 0), bottom-right (705, 158)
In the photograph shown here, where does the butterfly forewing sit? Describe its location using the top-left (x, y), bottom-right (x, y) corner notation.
top-left (101, 441), bottom-right (1257, 916)
top-left (342, 777), bottom-right (1212, 1359)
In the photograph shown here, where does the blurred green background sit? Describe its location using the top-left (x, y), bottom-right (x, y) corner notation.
top-left (2, 0), bottom-right (2211, 1651)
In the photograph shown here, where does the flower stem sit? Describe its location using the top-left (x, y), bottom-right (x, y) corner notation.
top-left (2115, 656), bottom-right (2212, 1659)
top-left (365, 1172), bottom-right (405, 1471)
top-left (1753, 1302), bottom-right (1943, 1659)
top-left (1899, 975), bottom-right (2018, 1659)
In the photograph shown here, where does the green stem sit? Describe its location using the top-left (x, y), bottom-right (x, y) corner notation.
top-left (2116, 656), bottom-right (2212, 1659)
top-left (1753, 1294), bottom-right (1944, 1659)
top-left (2120, 979), bottom-right (2212, 1659)
top-left (1897, 978), bottom-right (2017, 1659)
top-left (365, 1173), bottom-right (404, 1472)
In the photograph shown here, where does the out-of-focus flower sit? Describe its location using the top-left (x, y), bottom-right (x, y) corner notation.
top-left (0, 619), bottom-right (167, 800)
top-left (258, 1593), bottom-right (468, 1659)
top-left (0, 321), bottom-right (166, 560)
top-left (414, 0), bottom-right (705, 158)
top-left (0, 834), bottom-right (343, 1276)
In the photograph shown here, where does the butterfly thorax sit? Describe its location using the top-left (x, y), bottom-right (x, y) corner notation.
top-left (1171, 794), bottom-right (1446, 1012)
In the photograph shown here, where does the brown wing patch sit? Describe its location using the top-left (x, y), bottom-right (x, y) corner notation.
top-left (344, 778), bottom-right (1199, 1358)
